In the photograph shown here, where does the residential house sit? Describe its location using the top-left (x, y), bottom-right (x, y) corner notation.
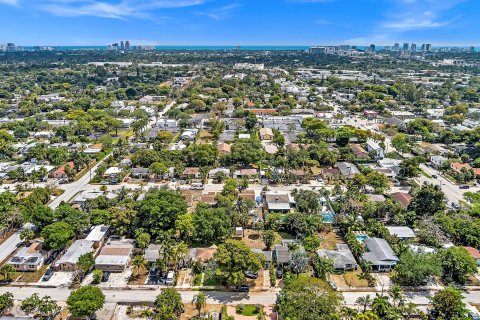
top-left (390, 192), bottom-right (412, 208)
top-left (366, 139), bottom-right (384, 160)
top-left (55, 240), bottom-right (94, 271)
top-left (320, 168), bottom-right (341, 180)
top-left (72, 191), bottom-right (104, 208)
top-left (103, 167), bottom-right (121, 178)
top-left (95, 238), bottom-right (134, 272)
top-left (8, 242), bottom-right (46, 272)
top-left (382, 117), bottom-right (406, 130)
top-left (131, 167), bottom-right (150, 179)
top-left (317, 244), bottom-right (357, 272)
top-left (350, 144), bottom-right (369, 159)
top-left (259, 127), bottom-right (274, 140)
top-left (217, 143), bottom-right (231, 155)
top-left (85, 225), bottom-right (109, 249)
top-left (144, 244), bottom-right (163, 263)
top-left (265, 191), bottom-right (294, 213)
top-left (464, 247), bottom-right (480, 266)
top-left (238, 133), bottom-right (251, 139)
top-left (188, 246), bottom-right (218, 264)
top-left (361, 238), bottom-right (399, 272)
top-left (51, 162), bottom-right (74, 179)
top-left (337, 162), bottom-right (360, 179)
top-left (252, 249), bottom-right (273, 268)
top-left (234, 168), bottom-right (258, 180)
top-left (386, 226), bottom-right (416, 241)
top-left (208, 167), bottom-right (230, 179)
top-left (182, 167), bottom-right (201, 180)
top-left (450, 162), bottom-right (472, 173)
top-left (274, 245), bottom-right (291, 266)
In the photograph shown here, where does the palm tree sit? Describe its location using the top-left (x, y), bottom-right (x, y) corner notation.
top-left (192, 292), bottom-right (207, 316)
top-left (388, 284), bottom-right (404, 308)
top-left (356, 295), bottom-right (372, 313)
top-left (340, 306), bottom-right (358, 320)
top-left (356, 311), bottom-right (379, 320)
top-left (256, 307), bottom-right (267, 320)
top-left (372, 294), bottom-right (391, 318)
top-left (131, 255), bottom-right (147, 276)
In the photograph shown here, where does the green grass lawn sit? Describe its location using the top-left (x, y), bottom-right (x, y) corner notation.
top-left (236, 304), bottom-right (261, 316)
top-left (203, 271), bottom-right (223, 286)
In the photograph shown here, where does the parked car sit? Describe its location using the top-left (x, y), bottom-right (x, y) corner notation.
top-left (431, 174), bottom-right (438, 179)
top-left (276, 268), bottom-right (283, 279)
top-left (459, 185), bottom-right (470, 189)
top-left (42, 268), bottom-right (54, 281)
top-left (327, 280), bottom-right (337, 291)
top-left (101, 271), bottom-right (111, 282)
top-left (234, 285), bottom-right (250, 292)
top-left (245, 271), bottom-right (258, 279)
top-left (165, 271), bottom-right (175, 285)
top-left (100, 181), bottom-right (109, 185)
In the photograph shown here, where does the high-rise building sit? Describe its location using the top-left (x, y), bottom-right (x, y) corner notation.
top-left (393, 43), bottom-right (400, 51)
top-left (403, 43), bottom-right (409, 51)
top-left (426, 44), bottom-right (432, 52)
top-left (411, 43), bottom-right (417, 51)
top-left (125, 41), bottom-right (130, 50)
top-left (369, 44), bottom-right (376, 52)
top-left (120, 41), bottom-right (125, 50)
top-left (421, 44), bottom-right (426, 51)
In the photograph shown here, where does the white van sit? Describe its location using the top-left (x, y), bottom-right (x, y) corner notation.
top-left (190, 183), bottom-right (204, 190)
top-left (165, 271), bottom-right (175, 285)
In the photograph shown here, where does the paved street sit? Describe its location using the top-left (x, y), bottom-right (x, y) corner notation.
top-left (1, 286), bottom-right (480, 307)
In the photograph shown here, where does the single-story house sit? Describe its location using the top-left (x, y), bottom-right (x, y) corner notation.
top-left (390, 192), bottom-right (412, 208)
top-left (368, 194), bottom-right (386, 203)
top-left (259, 127), bottom-right (274, 140)
top-left (85, 225), bottom-right (109, 249)
top-left (464, 247), bottom-right (480, 266)
top-left (182, 167), bottom-right (201, 179)
top-left (274, 245), bottom-right (291, 266)
top-left (252, 249), bottom-right (273, 268)
top-left (320, 168), bottom-right (341, 180)
top-left (238, 133), bottom-right (251, 139)
top-left (362, 238), bottom-right (399, 272)
top-left (386, 226), bottom-right (416, 241)
top-left (430, 155), bottom-right (448, 169)
top-left (350, 144), bottom-right (369, 159)
top-left (103, 167), bottom-right (121, 177)
top-left (8, 242), bottom-right (46, 272)
top-left (95, 239), bottom-right (134, 272)
top-left (131, 167), bottom-right (150, 179)
top-left (217, 143), bottom-right (231, 155)
top-left (337, 162), bottom-right (360, 179)
top-left (265, 191), bottom-right (294, 213)
top-left (450, 162), bottom-right (472, 173)
top-left (52, 162), bottom-right (74, 179)
top-left (144, 244), bottom-right (163, 263)
top-left (317, 244), bottom-right (357, 272)
top-left (208, 168), bottom-right (230, 179)
top-left (189, 246), bottom-right (218, 263)
top-left (55, 240), bottom-right (94, 271)
top-left (234, 168), bottom-right (258, 180)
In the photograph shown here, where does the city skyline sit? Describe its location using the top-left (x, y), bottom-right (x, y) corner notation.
top-left (0, 0), bottom-right (479, 46)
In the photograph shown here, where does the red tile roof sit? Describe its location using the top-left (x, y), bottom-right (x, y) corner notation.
top-left (464, 246), bottom-right (480, 259)
top-left (391, 192), bottom-right (412, 208)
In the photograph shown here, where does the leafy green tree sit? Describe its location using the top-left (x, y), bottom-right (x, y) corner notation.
top-left (0, 292), bottom-right (13, 314)
top-left (408, 183), bottom-right (445, 217)
top-left (132, 255), bottom-right (148, 276)
top-left (430, 287), bottom-right (467, 320)
top-left (21, 293), bottom-right (61, 319)
top-left (276, 275), bottom-right (341, 320)
top-left (77, 252), bottom-right (95, 273)
top-left (392, 250), bottom-right (442, 286)
top-left (28, 205), bottom-right (57, 230)
top-left (312, 256), bottom-right (334, 280)
top-left (0, 265), bottom-right (15, 281)
top-left (391, 133), bottom-right (411, 155)
top-left (262, 230), bottom-right (277, 250)
top-left (175, 213), bottom-right (194, 242)
top-left (193, 204), bottom-right (231, 244)
top-left (213, 240), bottom-right (264, 285)
top-left (290, 248), bottom-right (308, 275)
top-left (135, 231), bottom-right (151, 250)
top-left (302, 235), bottom-right (321, 254)
top-left (192, 292), bottom-right (207, 317)
top-left (92, 269), bottom-right (103, 284)
top-left (20, 228), bottom-right (35, 244)
top-left (155, 288), bottom-right (184, 319)
top-left (41, 222), bottom-right (74, 250)
top-left (67, 286), bottom-right (105, 318)
top-left (439, 247), bottom-right (478, 284)
top-left (294, 190), bottom-right (321, 215)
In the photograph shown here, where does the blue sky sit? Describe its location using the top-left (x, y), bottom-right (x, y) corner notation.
top-left (0, 0), bottom-right (478, 46)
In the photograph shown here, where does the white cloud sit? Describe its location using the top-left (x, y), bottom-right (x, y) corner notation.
top-left (197, 2), bottom-right (240, 20)
top-left (0, 0), bottom-right (208, 19)
top-left (383, 18), bottom-right (455, 31)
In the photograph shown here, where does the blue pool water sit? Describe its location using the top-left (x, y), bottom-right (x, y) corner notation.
top-left (355, 235), bottom-right (369, 242)
top-left (322, 213), bottom-right (334, 223)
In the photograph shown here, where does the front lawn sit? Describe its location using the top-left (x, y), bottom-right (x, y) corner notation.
top-left (236, 304), bottom-right (262, 316)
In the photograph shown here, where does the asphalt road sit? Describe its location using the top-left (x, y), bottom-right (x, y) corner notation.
top-left (1, 286), bottom-right (480, 307)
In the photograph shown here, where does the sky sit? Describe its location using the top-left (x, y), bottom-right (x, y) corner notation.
top-left (0, 0), bottom-right (479, 46)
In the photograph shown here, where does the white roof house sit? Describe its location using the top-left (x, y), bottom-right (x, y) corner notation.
top-left (104, 167), bottom-right (121, 176)
top-left (386, 226), bottom-right (416, 240)
top-left (55, 240), bottom-right (94, 271)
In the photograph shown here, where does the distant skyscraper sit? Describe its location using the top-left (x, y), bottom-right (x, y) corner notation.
top-left (393, 43), bottom-right (400, 51)
top-left (120, 41), bottom-right (125, 50)
top-left (411, 43), bottom-right (416, 51)
top-left (125, 41), bottom-right (130, 50)
top-left (421, 44), bottom-right (426, 51)
top-left (369, 44), bottom-right (376, 52)
top-left (403, 43), bottom-right (409, 51)
top-left (426, 44), bottom-right (432, 52)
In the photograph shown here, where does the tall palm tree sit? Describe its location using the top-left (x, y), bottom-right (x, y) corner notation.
top-left (192, 292), bottom-right (207, 316)
top-left (340, 306), bottom-right (358, 320)
top-left (388, 284), bottom-right (404, 308)
top-left (356, 295), bottom-right (372, 313)
top-left (132, 255), bottom-right (147, 276)
top-left (372, 294), bottom-right (391, 318)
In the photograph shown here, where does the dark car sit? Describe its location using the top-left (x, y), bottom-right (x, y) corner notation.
top-left (460, 185), bottom-right (470, 189)
top-left (101, 271), bottom-right (111, 282)
top-left (276, 268), bottom-right (283, 279)
top-left (431, 174), bottom-right (438, 179)
top-left (245, 271), bottom-right (258, 279)
top-left (234, 285), bottom-right (250, 292)
top-left (42, 268), bottom-right (54, 281)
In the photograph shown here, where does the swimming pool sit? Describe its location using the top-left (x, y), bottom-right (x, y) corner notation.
top-left (355, 234), bottom-right (369, 242)
top-left (322, 213), bottom-right (334, 223)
